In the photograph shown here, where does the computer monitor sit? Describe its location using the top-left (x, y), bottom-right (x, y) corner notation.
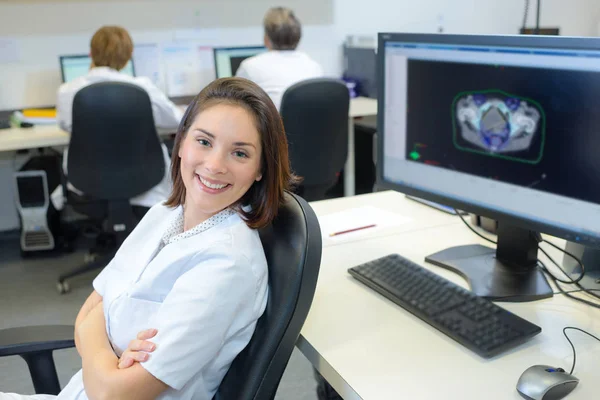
top-left (59, 55), bottom-right (135, 83)
top-left (377, 33), bottom-right (600, 302)
top-left (213, 46), bottom-right (267, 78)
top-left (344, 46), bottom-right (377, 98)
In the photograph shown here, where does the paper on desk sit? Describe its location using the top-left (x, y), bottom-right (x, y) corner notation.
top-left (0, 38), bottom-right (19, 63)
top-left (133, 44), bottom-right (164, 91)
top-left (163, 44), bottom-right (215, 97)
top-left (318, 206), bottom-right (412, 241)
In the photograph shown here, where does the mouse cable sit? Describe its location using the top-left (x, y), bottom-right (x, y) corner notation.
top-left (455, 210), bottom-right (591, 288)
top-left (563, 327), bottom-right (600, 375)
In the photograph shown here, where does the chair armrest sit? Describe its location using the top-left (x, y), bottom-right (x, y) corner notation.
top-left (0, 325), bottom-right (75, 357)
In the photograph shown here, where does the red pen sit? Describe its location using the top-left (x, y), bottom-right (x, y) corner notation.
top-left (329, 224), bottom-right (377, 237)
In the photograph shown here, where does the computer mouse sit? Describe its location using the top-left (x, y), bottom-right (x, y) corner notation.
top-left (516, 365), bottom-right (579, 400)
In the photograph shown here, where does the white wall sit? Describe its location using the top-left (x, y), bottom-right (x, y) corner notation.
top-left (334, 0), bottom-right (600, 40)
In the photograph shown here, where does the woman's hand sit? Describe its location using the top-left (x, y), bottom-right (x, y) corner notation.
top-left (118, 328), bottom-right (158, 369)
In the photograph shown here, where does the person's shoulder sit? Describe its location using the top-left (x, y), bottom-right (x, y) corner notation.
top-left (242, 51), bottom-right (274, 70)
top-left (132, 76), bottom-right (160, 90)
top-left (140, 202), bottom-right (180, 225)
top-left (209, 212), bottom-right (262, 251)
top-left (205, 213), bottom-right (267, 277)
top-left (297, 51), bottom-right (323, 71)
top-left (57, 76), bottom-right (88, 96)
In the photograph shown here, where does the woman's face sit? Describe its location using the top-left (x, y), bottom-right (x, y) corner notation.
top-left (178, 103), bottom-right (263, 220)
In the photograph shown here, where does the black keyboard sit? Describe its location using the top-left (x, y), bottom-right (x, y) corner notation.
top-left (348, 254), bottom-right (541, 358)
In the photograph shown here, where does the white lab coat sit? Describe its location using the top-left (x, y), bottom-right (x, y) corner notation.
top-left (0, 204), bottom-right (269, 400)
top-left (236, 50), bottom-right (324, 110)
top-left (51, 67), bottom-right (184, 210)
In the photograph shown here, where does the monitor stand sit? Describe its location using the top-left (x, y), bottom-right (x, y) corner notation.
top-left (425, 223), bottom-right (553, 302)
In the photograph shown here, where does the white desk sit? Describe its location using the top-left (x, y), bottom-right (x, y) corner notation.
top-left (345, 97), bottom-right (378, 197)
top-left (301, 191), bottom-right (600, 400)
top-left (0, 125), bottom-right (70, 152)
top-left (0, 125), bottom-right (177, 153)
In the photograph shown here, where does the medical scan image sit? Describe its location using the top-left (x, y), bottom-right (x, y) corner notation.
top-left (454, 91), bottom-right (544, 157)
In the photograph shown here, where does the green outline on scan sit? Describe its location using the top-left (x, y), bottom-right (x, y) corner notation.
top-left (451, 90), bottom-right (546, 164)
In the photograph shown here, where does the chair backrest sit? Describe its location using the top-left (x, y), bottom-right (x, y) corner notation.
top-left (280, 78), bottom-right (349, 190)
top-left (214, 192), bottom-right (322, 400)
top-left (68, 81), bottom-right (165, 200)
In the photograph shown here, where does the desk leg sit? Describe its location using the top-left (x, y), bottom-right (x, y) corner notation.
top-left (344, 117), bottom-right (355, 197)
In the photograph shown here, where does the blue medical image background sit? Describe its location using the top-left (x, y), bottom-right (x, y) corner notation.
top-left (452, 90), bottom-right (544, 163)
top-left (403, 59), bottom-right (600, 205)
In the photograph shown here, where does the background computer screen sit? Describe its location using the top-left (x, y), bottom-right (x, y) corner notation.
top-left (213, 46), bottom-right (267, 78)
top-left (380, 34), bottom-right (600, 245)
top-left (60, 55), bottom-right (135, 83)
top-left (16, 175), bottom-right (46, 208)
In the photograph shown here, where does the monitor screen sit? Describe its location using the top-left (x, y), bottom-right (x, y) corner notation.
top-left (60, 55), bottom-right (135, 83)
top-left (16, 174), bottom-right (46, 208)
top-left (379, 34), bottom-right (600, 247)
top-left (213, 46), bottom-right (267, 78)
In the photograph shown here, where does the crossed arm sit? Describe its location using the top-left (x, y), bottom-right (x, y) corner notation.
top-left (74, 291), bottom-right (169, 400)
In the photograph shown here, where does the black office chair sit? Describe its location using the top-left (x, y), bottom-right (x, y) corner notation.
top-left (57, 81), bottom-right (165, 293)
top-left (0, 192), bottom-right (322, 398)
top-left (280, 78), bottom-right (349, 201)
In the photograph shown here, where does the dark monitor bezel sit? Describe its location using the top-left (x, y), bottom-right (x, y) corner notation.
top-left (59, 54), bottom-right (137, 83)
top-left (212, 46), bottom-right (267, 78)
top-left (376, 32), bottom-right (600, 248)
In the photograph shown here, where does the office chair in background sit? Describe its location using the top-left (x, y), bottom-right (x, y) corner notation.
top-left (0, 192), bottom-right (322, 398)
top-left (56, 81), bottom-right (165, 293)
top-left (280, 78), bottom-right (349, 202)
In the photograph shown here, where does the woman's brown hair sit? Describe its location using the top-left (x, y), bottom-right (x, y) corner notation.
top-left (90, 26), bottom-right (133, 71)
top-left (164, 77), bottom-right (300, 229)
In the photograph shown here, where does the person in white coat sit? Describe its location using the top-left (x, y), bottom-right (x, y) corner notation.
top-left (51, 26), bottom-right (183, 210)
top-left (236, 7), bottom-right (324, 110)
top-left (0, 77), bottom-right (299, 400)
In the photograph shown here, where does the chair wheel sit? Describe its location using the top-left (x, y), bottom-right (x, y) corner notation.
top-left (57, 281), bottom-right (70, 294)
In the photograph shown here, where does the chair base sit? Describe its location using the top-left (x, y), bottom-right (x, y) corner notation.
top-left (57, 250), bottom-right (114, 294)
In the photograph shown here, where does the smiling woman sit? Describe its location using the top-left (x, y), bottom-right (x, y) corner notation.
top-left (0, 78), bottom-right (299, 400)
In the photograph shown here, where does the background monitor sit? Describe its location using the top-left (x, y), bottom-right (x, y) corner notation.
top-left (16, 173), bottom-right (46, 208)
top-left (344, 46), bottom-right (377, 98)
top-left (377, 33), bottom-right (600, 301)
top-left (59, 55), bottom-right (135, 83)
top-left (213, 46), bottom-right (267, 78)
